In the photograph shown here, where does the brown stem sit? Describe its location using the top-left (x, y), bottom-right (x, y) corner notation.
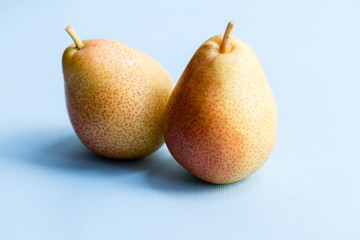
top-left (219, 21), bottom-right (236, 53)
top-left (65, 25), bottom-right (84, 50)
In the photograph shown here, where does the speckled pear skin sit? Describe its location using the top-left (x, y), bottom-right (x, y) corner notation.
top-left (163, 34), bottom-right (277, 184)
top-left (63, 39), bottom-right (174, 159)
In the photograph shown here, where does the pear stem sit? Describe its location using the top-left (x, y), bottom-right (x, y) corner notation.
top-left (65, 25), bottom-right (84, 50)
top-left (219, 21), bottom-right (236, 53)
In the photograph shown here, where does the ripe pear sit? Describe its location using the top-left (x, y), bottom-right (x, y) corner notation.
top-left (163, 21), bottom-right (278, 184)
top-left (62, 26), bottom-right (174, 159)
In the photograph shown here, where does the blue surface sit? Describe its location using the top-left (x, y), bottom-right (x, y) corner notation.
top-left (1, 0), bottom-right (360, 239)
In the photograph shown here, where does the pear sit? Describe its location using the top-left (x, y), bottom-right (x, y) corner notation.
top-left (62, 26), bottom-right (174, 159)
top-left (163, 21), bottom-right (278, 184)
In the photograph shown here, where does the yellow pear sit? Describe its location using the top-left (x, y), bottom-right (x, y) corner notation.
top-left (163, 21), bottom-right (278, 184)
top-left (62, 26), bottom-right (174, 159)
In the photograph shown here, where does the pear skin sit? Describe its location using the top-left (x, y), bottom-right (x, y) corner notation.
top-left (163, 22), bottom-right (278, 184)
top-left (63, 26), bottom-right (174, 159)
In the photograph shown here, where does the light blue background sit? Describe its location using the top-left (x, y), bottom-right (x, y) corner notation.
top-left (1, 0), bottom-right (359, 239)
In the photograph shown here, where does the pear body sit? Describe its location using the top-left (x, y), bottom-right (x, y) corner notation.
top-left (63, 39), bottom-right (174, 159)
top-left (163, 35), bottom-right (277, 184)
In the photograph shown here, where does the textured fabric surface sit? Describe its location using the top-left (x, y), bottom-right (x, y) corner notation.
top-left (1, 0), bottom-right (359, 239)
